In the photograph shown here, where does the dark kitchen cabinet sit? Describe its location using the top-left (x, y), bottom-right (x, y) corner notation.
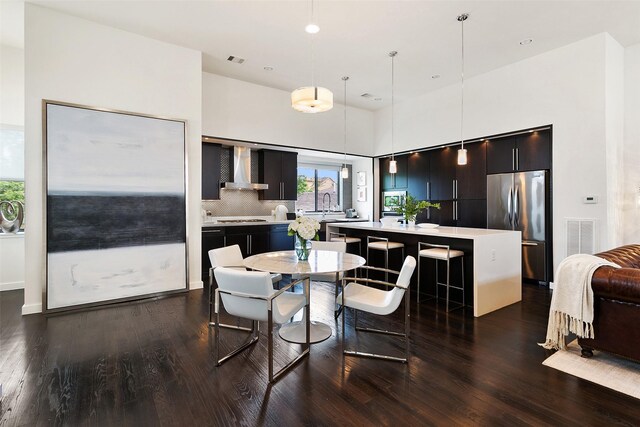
top-left (407, 151), bottom-right (429, 200)
top-left (429, 200), bottom-right (455, 226)
top-left (430, 147), bottom-right (457, 201)
top-left (270, 224), bottom-right (294, 251)
top-left (201, 227), bottom-right (225, 278)
top-left (258, 150), bottom-right (298, 200)
top-left (381, 155), bottom-right (408, 190)
top-left (456, 199), bottom-right (487, 228)
top-left (487, 130), bottom-right (551, 174)
top-left (456, 141), bottom-right (487, 200)
top-left (516, 131), bottom-right (551, 172)
top-left (202, 142), bottom-right (221, 200)
top-left (225, 226), bottom-right (270, 258)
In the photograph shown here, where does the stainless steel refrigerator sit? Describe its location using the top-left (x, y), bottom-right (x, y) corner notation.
top-left (487, 170), bottom-right (549, 283)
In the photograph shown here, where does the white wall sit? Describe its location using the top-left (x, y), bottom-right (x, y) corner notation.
top-left (1, 44), bottom-right (24, 126)
top-left (374, 33), bottom-right (629, 273)
top-left (351, 157), bottom-right (374, 220)
top-left (0, 44), bottom-right (25, 291)
top-left (623, 43), bottom-right (640, 244)
top-left (202, 72), bottom-right (376, 156)
top-left (24, 4), bottom-right (202, 314)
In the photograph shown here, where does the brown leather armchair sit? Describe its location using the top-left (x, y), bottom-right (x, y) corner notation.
top-left (578, 244), bottom-right (640, 362)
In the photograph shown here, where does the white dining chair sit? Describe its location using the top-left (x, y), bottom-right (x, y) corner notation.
top-left (208, 245), bottom-right (282, 324)
top-left (213, 267), bottom-right (310, 383)
top-left (337, 256), bottom-right (416, 363)
top-left (309, 240), bottom-right (347, 318)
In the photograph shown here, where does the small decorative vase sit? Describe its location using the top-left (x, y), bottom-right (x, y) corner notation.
top-left (408, 220), bottom-right (416, 227)
top-left (0, 201), bottom-right (24, 234)
top-left (294, 235), bottom-right (312, 261)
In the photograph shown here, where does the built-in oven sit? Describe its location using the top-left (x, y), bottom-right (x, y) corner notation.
top-left (382, 190), bottom-right (406, 213)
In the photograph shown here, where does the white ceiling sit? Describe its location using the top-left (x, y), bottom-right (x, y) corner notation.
top-left (3, 1), bottom-right (640, 110)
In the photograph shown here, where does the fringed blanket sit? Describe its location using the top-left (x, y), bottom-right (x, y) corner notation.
top-left (540, 254), bottom-right (620, 350)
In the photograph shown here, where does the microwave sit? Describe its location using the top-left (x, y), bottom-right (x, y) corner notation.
top-left (382, 191), bottom-right (406, 212)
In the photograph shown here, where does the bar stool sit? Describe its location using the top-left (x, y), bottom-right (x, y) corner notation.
top-left (417, 242), bottom-right (465, 312)
top-left (367, 236), bottom-right (405, 282)
top-left (329, 232), bottom-right (362, 255)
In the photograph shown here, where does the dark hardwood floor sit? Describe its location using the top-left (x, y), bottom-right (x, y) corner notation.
top-left (1, 282), bottom-right (639, 426)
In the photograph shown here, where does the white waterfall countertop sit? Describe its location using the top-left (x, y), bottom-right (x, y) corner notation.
top-left (325, 221), bottom-right (517, 240)
top-left (326, 222), bottom-right (522, 317)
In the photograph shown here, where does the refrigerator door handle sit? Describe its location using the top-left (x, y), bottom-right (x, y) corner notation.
top-left (513, 187), bottom-right (520, 227)
top-left (522, 242), bottom-right (538, 246)
top-left (507, 187), bottom-right (513, 225)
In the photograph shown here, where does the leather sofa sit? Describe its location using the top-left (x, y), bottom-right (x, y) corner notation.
top-left (578, 244), bottom-right (640, 362)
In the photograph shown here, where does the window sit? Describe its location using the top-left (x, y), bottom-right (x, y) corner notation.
top-left (0, 125), bottom-right (25, 232)
top-left (297, 165), bottom-right (341, 212)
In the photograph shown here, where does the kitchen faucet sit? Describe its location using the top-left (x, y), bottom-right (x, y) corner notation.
top-left (322, 192), bottom-right (331, 218)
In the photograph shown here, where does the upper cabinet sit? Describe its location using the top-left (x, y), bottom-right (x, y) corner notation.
top-left (487, 130), bottom-right (551, 174)
top-left (407, 152), bottom-right (429, 200)
top-left (381, 155), bottom-right (408, 190)
top-left (456, 141), bottom-right (487, 200)
top-left (429, 147), bottom-right (457, 201)
top-left (258, 149), bottom-right (298, 200)
top-left (202, 142), bottom-right (221, 200)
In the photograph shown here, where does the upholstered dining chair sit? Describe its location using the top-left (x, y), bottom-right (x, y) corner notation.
top-left (310, 240), bottom-right (347, 318)
top-left (337, 256), bottom-right (416, 363)
top-left (213, 267), bottom-right (310, 383)
top-left (208, 245), bottom-right (282, 324)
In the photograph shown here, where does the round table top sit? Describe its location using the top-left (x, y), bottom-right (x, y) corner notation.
top-left (243, 250), bottom-right (365, 275)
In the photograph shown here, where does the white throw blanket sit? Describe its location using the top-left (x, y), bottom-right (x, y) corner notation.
top-left (540, 254), bottom-right (620, 350)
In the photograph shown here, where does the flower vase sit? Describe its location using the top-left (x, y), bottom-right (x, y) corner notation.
top-left (407, 216), bottom-right (416, 227)
top-left (294, 235), bottom-right (312, 261)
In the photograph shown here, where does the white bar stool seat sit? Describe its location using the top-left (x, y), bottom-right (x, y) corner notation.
top-left (367, 236), bottom-right (405, 282)
top-left (329, 232), bottom-right (362, 256)
top-left (417, 242), bottom-right (465, 312)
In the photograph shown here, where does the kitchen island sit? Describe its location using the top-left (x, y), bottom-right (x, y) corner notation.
top-left (326, 222), bottom-right (522, 317)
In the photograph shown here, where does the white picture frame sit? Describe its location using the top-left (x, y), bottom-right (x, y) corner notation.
top-left (357, 187), bottom-right (367, 202)
top-left (357, 171), bottom-right (366, 186)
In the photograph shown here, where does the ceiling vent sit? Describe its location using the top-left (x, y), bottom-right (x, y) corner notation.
top-left (361, 93), bottom-right (382, 101)
top-left (227, 55), bottom-right (245, 64)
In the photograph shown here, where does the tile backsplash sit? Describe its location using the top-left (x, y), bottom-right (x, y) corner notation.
top-left (202, 190), bottom-right (295, 217)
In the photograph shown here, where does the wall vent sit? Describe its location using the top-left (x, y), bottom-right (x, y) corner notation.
top-left (565, 218), bottom-right (596, 256)
top-left (227, 55), bottom-right (245, 64)
top-left (360, 93), bottom-right (374, 98)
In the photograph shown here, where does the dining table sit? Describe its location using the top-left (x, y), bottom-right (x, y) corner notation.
top-left (243, 249), bottom-right (366, 343)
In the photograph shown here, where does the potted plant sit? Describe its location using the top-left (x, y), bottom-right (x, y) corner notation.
top-left (288, 216), bottom-right (321, 260)
top-left (394, 194), bottom-right (440, 226)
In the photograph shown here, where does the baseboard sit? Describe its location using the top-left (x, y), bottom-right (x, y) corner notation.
top-left (22, 302), bottom-right (43, 315)
top-left (190, 280), bottom-right (204, 290)
top-left (0, 281), bottom-right (24, 292)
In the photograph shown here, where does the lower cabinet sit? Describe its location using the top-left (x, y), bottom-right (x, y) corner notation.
top-left (270, 224), bottom-right (294, 251)
top-left (202, 227), bottom-right (225, 278)
top-left (225, 226), bottom-right (270, 258)
top-left (202, 224), bottom-right (286, 279)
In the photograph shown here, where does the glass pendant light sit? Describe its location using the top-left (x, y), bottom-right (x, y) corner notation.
top-left (457, 13), bottom-right (469, 165)
top-left (341, 76), bottom-right (349, 179)
top-left (291, 0), bottom-right (333, 113)
top-left (389, 51), bottom-right (398, 174)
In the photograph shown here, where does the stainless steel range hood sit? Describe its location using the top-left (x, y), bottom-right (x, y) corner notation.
top-left (221, 146), bottom-right (268, 190)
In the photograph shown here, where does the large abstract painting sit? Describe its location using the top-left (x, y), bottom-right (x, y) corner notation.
top-left (45, 101), bottom-right (187, 311)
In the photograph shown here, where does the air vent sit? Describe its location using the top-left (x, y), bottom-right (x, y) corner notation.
top-left (361, 93), bottom-right (382, 101)
top-left (361, 93), bottom-right (374, 98)
top-left (566, 218), bottom-right (596, 256)
top-left (227, 55), bottom-right (245, 64)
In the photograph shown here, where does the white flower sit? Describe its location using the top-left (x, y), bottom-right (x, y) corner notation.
top-left (289, 221), bottom-right (299, 232)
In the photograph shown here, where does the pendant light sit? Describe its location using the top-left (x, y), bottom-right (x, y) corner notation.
top-left (291, 0), bottom-right (333, 113)
top-left (389, 51), bottom-right (398, 174)
top-left (341, 76), bottom-right (349, 179)
top-left (457, 13), bottom-right (469, 165)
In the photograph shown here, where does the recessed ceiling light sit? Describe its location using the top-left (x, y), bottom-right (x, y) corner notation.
top-left (305, 23), bottom-right (320, 34)
top-left (519, 38), bottom-right (533, 45)
top-left (263, 66), bottom-right (274, 71)
top-left (431, 74), bottom-right (441, 79)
